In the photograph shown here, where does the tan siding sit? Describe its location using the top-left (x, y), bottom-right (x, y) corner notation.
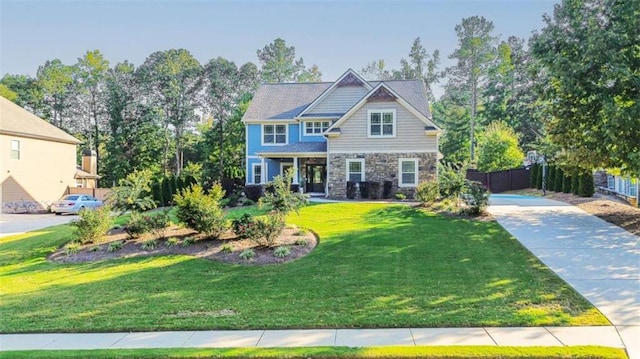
top-left (307, 86), bottom-right (369, 115)
top-left (1, 134), bottom-right (77, 212)
top-left (328, 101), bottom-right (438, 152)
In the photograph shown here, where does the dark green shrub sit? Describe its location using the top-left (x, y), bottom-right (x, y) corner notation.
top-left (530, 163), bottom-right (539, 188)
top-left (461, 181), bottom-right (490, 216)
top-left (346, 181), bottom-right (357, 199)
top-left (126, 210), bottom-right (171, 239)
top-left (438, 162), bottom-right (467, 200)
top-left (554, 168), bottom-right (564, 192)
top-left (185, 175), bottom-right (198, 189)
top-left (259, 171), bottom-right (307, 215)
top-left (382, 181), bottom-right (393, 199)
top-left (273, 246), bottom-right (291, 258)
top-left (571, 170), bottom-right (579, 195)
top-left (162, 177), bottom-right (173, 206)
top-left (71, 205), bottom-right (112, 244)
top-left (171, 175), bottom-right (178, 197)
top-left (244, 185), bottom-right (263, 202)
top-left (416, 181), bottom-right (439, 204)
top-left (369, 181), bottom-right (381, 199)
top-left (578, 171), bottom-right (595, 197)
top-left (239, 249), bottom-right (255, 260)
top-left (359, 182), bottom-right (370, 199)
top-left (246, 214), bottom-right (285, 247)
top-left (536, 165), bottom-right (543, 189)
top-left (108, 240), bottom-right (124, 252)
top-left (174, 184), bottom-right (227, 238)
top-left (548, 166), bottom-right (556, 191)
top-left (151, 181), bottom-right (163, 206)
top-left (125, 212), bottom-right (149, 239)
top-left (232, 213), bottom-right (254, 239)
top-left (176, 176), bottom-right (185, 194)
top-left (562, 172), bottom-right (572, 193)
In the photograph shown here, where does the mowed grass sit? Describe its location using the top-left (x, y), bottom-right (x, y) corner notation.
top-left (0, 202), bottom-right (608, 333)
top-left (0, 346), bottom-right (627, 359)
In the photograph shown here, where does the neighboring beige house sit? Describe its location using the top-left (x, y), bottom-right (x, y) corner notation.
top-left (242, 69), bottom-right (441, 198)
top-left (0, 96), bottom-right (82, 213)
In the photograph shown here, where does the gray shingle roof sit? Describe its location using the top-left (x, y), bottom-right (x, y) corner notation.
top-left (256, 142), bottom-right (327, 154)
top-left (243, 78), bottom-right (431, 122)
top-left (0, 96), bottom-right (81, 144)
top-left (243, 82), bottom-right (331, 120)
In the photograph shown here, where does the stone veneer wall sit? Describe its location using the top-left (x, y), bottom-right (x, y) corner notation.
top-left (328, 152), bottom-right (437, 199)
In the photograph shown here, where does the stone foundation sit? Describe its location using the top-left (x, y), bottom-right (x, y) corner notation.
top-left (327, 152), bottom-right (437, 199)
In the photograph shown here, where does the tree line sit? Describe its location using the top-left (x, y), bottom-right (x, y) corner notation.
top-left (2, 0), bottom-right (637, 189)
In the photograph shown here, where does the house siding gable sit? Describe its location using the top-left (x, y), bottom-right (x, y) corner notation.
top-left (305, 86), bottom-right (369, 116)
top-left (328, 101), bottom-right (437, 152)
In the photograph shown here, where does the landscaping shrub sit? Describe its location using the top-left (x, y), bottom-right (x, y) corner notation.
top-left (185, 175), bottom-right (198, 189)
top-left (141, 239), bottom-right (157, 251)
top-left (438, 162), bottom-right (467, 200)
top-left (162, 176), bottom-right (173, 206)
top-left (64, 242), bottom-right (81, 255)
top-left (273, 246), bottom-right (291, 258)
top-left (232, 213), bottom-right (254, 239)
top-left (395, 193), bottom-right (406, 200)
top-left (346, 181), bottom-right (357, 199)
top-left (554, 168), bottom-right (564, 192)
top-left (578, 171), bottom-right (595, 197)
top-left (416, 180), bottom-right (439, 204)
top-left (536, 165), bottom-right (543, 189)
top-left (359, 181), bottom-right (370, 199)
top-left (562, 172), bottom-right (572, 193)
top-left (164, 237), bottom-right (179, 247)
top-left (244, 185), bottom-right (263, 202)
top-left (382, 180), bottom-right (393, 199)
top-left (151, 181), bottom-right (163, 206)
top-left (220, 243), bottom-right (233, 253)
top-left (107, 169), bottom-right (156, 214)
top-left (246, 214), bottom-right (285, 248)
top-left (239, 249), bottom-right (255, 260)
top-left (369, 181), bottom-right (381, 199)
top-left (125, 212), bottom-right (149, 239)
top-left (530, 163), bottom-right (539, 188)
top-left (174, 184), bottom-right (227, 238)
top-left (548, 166), bottom-right (556, 191)
top-left (176, 176), bottom-right (185, 194)
top-left (571, 170), bottom-right (580, 195)
top-left (259, 170), bottom-right (307, 215)
top-left (461, 181), bottom-right (490, 215)
top-left (125, 210), bottom-right (171, 239)
top-left (107, 240), bottom-right (124, 252)
top-left (71, 205), bottom-right (112, 244)
top-left (294, 238), bottom-right (308, 246)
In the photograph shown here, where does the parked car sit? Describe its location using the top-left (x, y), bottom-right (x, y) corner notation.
top-left (51, 195), bottom-right (103, 215)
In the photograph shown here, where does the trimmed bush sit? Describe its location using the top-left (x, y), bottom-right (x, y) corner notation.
top-left (578, 171), bottom-right (595, 197)
top-left (244, 185), bottom-right (263, 202)
top-left (416, 181), bottom-right (439, 204)
top-left (562, 172), bottom-right (572, 193)
top-left (548, 166), bottom-right (556, 191)
top-left (369, 181), bottom-right (381, 199)
top-left (161, 177), bottom-right (173, 206)
top-left (571, 170), bottom-right (580, 195)
top-left (151, 181), bottom-right (163, 206)
top-left (359, 181), bottom-right (370, 199)
top-left (382, 181), bottom-right (393, 199)
top-left (530, 163), bottom-right (539, 188)
top-left (554, 168), bottom-right (564, 192)
top-left (71, 205), bottom-right (112, 244)
top-left (346, 181), bottom-right (357, 199)
top-left (174, 184), bottom-right (227, 238)
top-left (536, 165), bottom-right (543, 189)
top-left (461, 181), bottom-right (490, 216)
top-left (243, 213), bottom-right (285, 248)
top-left (176, 176), bottom-right (185, 194)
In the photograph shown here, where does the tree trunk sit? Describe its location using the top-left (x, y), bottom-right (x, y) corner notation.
top-left (470, 79), bottom-right (477, 162)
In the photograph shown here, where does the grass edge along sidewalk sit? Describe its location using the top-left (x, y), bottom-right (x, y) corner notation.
top-left (0, 346), bottom-right (628, 359)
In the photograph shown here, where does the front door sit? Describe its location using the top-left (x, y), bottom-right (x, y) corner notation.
top-left (305, 164), bottom-right (326, 193)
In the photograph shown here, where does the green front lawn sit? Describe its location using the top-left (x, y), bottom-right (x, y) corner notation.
top-left (1, 346), bottom-right (627, 359)
top-left (0, 202), bottom-right (607, 333)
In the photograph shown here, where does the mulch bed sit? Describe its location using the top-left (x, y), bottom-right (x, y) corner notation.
top-left (49, 225), bottom-right (318, 265)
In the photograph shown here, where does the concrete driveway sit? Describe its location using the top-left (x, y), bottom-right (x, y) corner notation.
top-left (488, 194), bottom-right (639, 358)
top-left (0, 212), bottom-right (77, 238)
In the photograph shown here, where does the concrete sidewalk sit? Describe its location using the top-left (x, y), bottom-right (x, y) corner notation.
top-left (488, 194), bottom-right (639, 359)
top-left (0, 326), bottom-right (627, 351)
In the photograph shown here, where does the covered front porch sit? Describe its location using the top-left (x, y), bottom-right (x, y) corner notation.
top-left (251, 142), bottom-right (327, 195)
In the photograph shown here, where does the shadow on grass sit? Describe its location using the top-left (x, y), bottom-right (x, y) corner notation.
top-left (0, 202), bottom-right (608, 333)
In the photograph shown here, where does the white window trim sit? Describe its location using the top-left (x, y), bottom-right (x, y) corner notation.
top-left (346, 159), bottom-right (365, 182)
top-left (303, 121), bottom-right (331, 137)
top-left (398, 158), bottom-right (419, 187)
top-left (251, 163), bottom-right (262, 185)
top-left (367, 109), bottom-right (397, 138)
top-left (261, 123), bottom-right (288, 146)
top-left (10, 139), bottom-right (20, 160)
top-left (280, 162), bottom-right (293, 176)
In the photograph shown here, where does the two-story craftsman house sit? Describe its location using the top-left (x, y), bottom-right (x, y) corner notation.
top-left (242, 69), bottom-right (440, 198)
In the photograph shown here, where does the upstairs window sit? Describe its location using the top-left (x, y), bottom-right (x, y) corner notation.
top-left (263, 124), bottom-right (287, 145)
top-left (304, 121), bottom-right (330, 135)
top-left (368, 110), bottom-right (396, 138)
top-left (10, 140), bottom-right (20, 160)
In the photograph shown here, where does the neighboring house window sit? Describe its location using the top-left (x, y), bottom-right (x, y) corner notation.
top-left (76, 179), bottom-right (84, 188)
top-left (10, 140), bottom-right (20, 160)
top-left (263, 124), bottom-right (287, 145)
top-left (252, 164), bottom-right (262, 184)
top-left (304, 121), bottom-right (330, 135)
top-left (629, 178), bottom-right (638, 197)
top-left (398, 159), bottom-right (419, 187)
top-left (346, 159), bottom-right (365, 182)
top-left (368, 109), bottom-right (396, 138)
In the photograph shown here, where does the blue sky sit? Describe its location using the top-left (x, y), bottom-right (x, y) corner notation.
top-left (1, 0), bottom-right (556, 97)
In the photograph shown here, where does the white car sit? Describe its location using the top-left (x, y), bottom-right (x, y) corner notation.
top-left (51, 195), bottom-right (103, 215)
